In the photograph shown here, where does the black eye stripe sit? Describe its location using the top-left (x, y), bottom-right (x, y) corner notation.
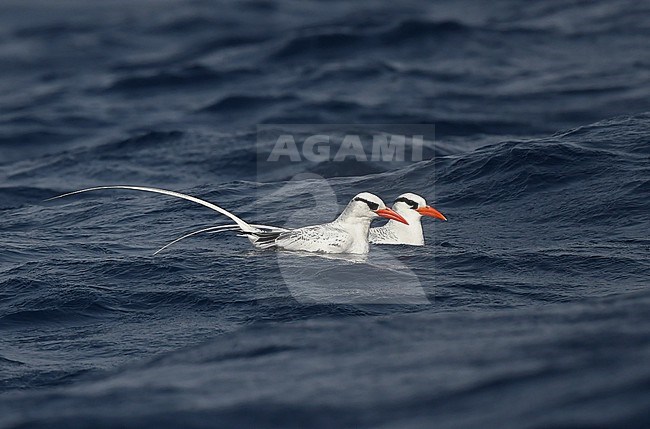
top-left (354, 197), bottom-right (379, 211)
top-left (394, 197), bottom-right (419, 210)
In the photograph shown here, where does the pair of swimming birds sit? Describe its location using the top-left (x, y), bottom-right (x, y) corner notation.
top-left (48, 186), bottom-right (447, 255)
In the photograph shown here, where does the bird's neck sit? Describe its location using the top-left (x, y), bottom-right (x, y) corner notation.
top-left (335, 210), bottom-right (373, 229)
top-left (332, 212), bottom-right (372, 254)
top-left (336, 204), bottom-right (366, 223)
top-left (334, 208), bottom-right (373, 236)
top-left (385, 217), bottom-right (424, 245)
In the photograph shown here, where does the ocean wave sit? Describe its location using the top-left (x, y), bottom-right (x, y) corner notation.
top-left (2, 288), bottom-right (649, 427)
top-left (434, 114), bottom-right (649, 213)
top-left (108, 66), bottom-right (260, 91)
top-left (2, 1), bottom-right (650, 425)
top-left (201, 94), bottom-right (300, 113)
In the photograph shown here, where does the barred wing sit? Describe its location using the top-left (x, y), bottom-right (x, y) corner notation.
top-left (273, 224), bottom-right (353, 253)
top-left (368, 226), bottom-right (398, 244)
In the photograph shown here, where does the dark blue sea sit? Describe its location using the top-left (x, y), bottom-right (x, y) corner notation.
top-left (1, 1), bottom-right (650, 427)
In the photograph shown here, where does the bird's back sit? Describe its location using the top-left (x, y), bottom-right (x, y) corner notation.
top-left (272, 223), bottom-right (355, 253)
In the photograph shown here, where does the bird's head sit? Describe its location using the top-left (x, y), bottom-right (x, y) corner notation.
top-left (346, 192), bottom-right (409, 224)
top-left (393, 193), bottom-right (447, 221)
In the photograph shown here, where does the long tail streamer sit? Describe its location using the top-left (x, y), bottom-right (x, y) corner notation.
top-left (46, 185), bottom-right (258, 233)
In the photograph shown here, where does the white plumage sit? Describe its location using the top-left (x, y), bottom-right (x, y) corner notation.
top-left (47, 186), bottom-right (408, 255)
top-left (369, 193), bottom-right (447, 246)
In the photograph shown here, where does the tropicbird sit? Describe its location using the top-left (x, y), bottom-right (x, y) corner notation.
top-left (369, 193), bottom-right (446, 246)
top-left (47, 186), bottom-right (408, 255)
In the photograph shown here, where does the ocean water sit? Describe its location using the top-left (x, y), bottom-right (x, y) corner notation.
top-left (1, 0), bottom-right (650, 428)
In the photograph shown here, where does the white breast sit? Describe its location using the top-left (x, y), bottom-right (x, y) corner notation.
top-left (369, 219), bottom-right (425, 246)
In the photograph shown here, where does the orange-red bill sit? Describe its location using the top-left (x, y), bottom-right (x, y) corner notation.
top-left (375, 208), bottom-right (409, 225)
top-left (416, 205), bottom-right (447, 221)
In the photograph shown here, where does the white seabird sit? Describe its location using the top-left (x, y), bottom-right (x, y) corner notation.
top-left (47, 186), bottom-right (408, 255)
top-left (369, 192), bottom-right (446, 246)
